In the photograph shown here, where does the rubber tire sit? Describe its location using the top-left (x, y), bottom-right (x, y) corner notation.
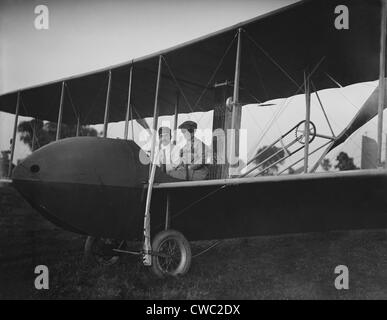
top-left (151, 230), bottom-right (191, 278)
top-left (84, 236), bottom-right (120, 266)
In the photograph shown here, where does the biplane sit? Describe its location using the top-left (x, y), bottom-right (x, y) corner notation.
top-left (1, 0), bottom-right (387, 277)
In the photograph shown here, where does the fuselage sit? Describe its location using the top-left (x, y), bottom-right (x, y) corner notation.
top-left (12, 137), bottom-right (169, 239)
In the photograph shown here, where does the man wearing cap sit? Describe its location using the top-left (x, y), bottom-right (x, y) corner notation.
top-left (169, 121), bottom-right (210, 181)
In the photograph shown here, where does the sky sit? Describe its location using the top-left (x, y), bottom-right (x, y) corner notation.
top-left (0, 0), bottom-right (385, 171)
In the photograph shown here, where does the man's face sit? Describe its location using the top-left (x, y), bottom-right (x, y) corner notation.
top-left (159, 130), bottom-right (171, 145)
top-left (181, 128), bottom-right (194, 140)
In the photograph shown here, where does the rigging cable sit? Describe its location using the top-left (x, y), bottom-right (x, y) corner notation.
top-left (192, 240), bottom-right (222, 258)
top-left (181, 30), bottom-right (239, 130)
top-left (325, 72), bottom-right (380, 134)
top-left (244, 30), bottom-right (300, 90)
top-left (311, 81), bottom-right (335, 137)
top-left (64, 82), bottom-right (81, 124)
top-left (193, 32), bottom-right (238, 110)
top-left (162, 55), bottom-right (194, 113)
top-left (153, 184), bottom-right (228, 258)
top-left (19, 96), bottom-right (41, 149)
top-left (251, 57), bottom-right (326, 157)
top-left (83, 73), bottom-right (111, 125)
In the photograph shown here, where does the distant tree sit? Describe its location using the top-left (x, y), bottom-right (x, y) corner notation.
top-left (321, 158), bottom-right (332, 171)
top-left (334, 152), bottom-right (359, 171)
top-left (254, 145), bottom-right (285, 175)
top-left (17, 120), bottom-right (98, 151)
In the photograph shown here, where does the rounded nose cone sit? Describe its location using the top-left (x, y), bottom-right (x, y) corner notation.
top-left (12, 137), bottom-right (150, 238)
top-left (14, 137), bottom-right (148, 186)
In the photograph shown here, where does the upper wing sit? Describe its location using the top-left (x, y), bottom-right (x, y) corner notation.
top-left (0, 0), bottom-right (381, 125)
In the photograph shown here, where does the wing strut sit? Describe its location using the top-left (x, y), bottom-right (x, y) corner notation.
top-left (124, 65), bottom-right (133, 140)
top-left (76, 117), bottom-right (81, 137)
top-left (172, 92), bottom-right (179, 145)
top-left (229, 28), bottom-right (242, 177)
top-left (377, 0), bottom-right (387, 166)
top-left (56, 81), bottom-right (65, 141)
top-left (102, 70), bottom-right (112, 138)
top-left (142, 55), bottom-right (163, 266)
top-left (31, 119), bottom-right (38, 150)
top-left (8, 92), bottom-right (20, 178)
top-left (303, 72), bottom-right (311, 173)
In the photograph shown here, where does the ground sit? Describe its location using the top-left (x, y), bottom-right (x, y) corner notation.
top-left (1, 185), bottom-right (387, 300)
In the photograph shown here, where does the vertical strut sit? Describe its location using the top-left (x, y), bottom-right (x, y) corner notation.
top-left (378, 0), bottom-right (387, 167)
top-left (124, 66), bottom-right (133, 140)
top-left (130, 106), bottom-right (135, 140)
top-left (303, 72), bottom-right (311, 173)
top-left (8, 92), bottom-right (20, 178)
top-left (56, 81), bottom-right (65, 141)
top-left (103, 70), bottom-right (112, 138)
top-left (229, 28), bottom-right (242, 176)
top-left (165, 193), bottom-right (171, 230)
top-left (76, 117), bottom-right (81, 137)
top-left (173, 92), bottom-right (179, 145)
top-left (143, 55), bottom-right (162, 266)
top-left (31, 119), bottom-right (37, 151)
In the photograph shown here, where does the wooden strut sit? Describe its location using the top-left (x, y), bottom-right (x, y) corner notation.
top-left (56, 81), bottom-right (65, 141)
top-left (103, 70), bottom-right (112, 138)
top-left (76, 117), bottom-right (81, 137)
top-left (8, 92), bottom-right (20, 178)
top-left (130, 107), bottom-right (135, 140)
top-left (303, 72), bottom-right (311, 173)
top-left (142, 55), bottom-right (162, 266)
top-left (378, 0), bottom-right (387, 167)
top-left (229, 28), bottom-right (242, 177)
top-left (165, 193), bottom-right (171, 230)
top-left (173, 92), bottom-right (179, 145)
top-left (309, 139), bottom-right (336, 173)
top-left (124, 66), bottom-right (133, 140)
top-left (31, 119), bottom-right (37, 151)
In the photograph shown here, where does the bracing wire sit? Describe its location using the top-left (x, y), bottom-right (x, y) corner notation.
top-left (64, 82), bottom-right (81, 122)
top-left (311, 81), bottom-right (335, 137)
top-left (83, 73), bottom-right (110, 125)
top-left (192, 240), bottom-right (222, 258)
top-left (181, 30), bottom-right (239, 129)
top-left (161, 56), bottom-right (194, 113)
top-left (252, 57), bottom-right (326, 155)
top-left (19, 96), bottom-right (41, 149)
top-left (193, 32), bottom-right (238, 110)
top-left (325, 72), bottom-right (380, 132)
top-left (244, 30), bottom-right (300, 90)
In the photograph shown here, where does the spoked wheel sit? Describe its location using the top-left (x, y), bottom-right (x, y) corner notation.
top-left (84, 236), bottom-right (123, 266)
top-left (151, 230), bottom-right (191, 278)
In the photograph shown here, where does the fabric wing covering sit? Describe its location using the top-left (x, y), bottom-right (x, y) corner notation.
top-left (0, 0), bottom-right (383, 149)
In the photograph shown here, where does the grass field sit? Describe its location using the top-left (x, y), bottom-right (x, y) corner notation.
top-left (1, 185), bottom-right (387, 300)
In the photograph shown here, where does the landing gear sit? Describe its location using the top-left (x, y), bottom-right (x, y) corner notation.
top-left (82, 192), bottom-right (192, 278)
top-left (151, 229), bottom-right (192, 278)
top-left (84, 236), bottom-right (123, 266)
